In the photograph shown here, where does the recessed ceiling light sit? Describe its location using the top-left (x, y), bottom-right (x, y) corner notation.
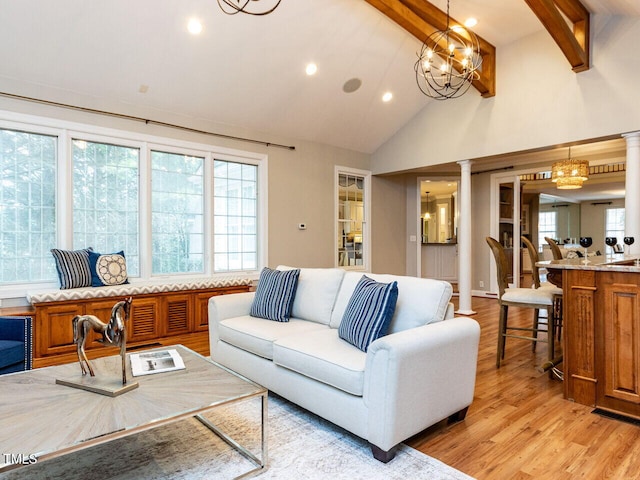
top-left (464, 18), bottom-right (478, 28)
top-left (187, 19), bottom-right (203, 35)
top-left (305, 63), bottom-right (318, 76)
top-left (382, 92), bottom-right (393, 102)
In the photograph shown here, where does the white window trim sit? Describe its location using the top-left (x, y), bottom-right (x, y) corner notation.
top-left (335, 165), bottom-right (371, 271)
top-left (605, 206), bottom-right (625, 254)
top-left (0, 109), bottom-right (268, 300)
top-left (210, 155), bottom-right (264, 274)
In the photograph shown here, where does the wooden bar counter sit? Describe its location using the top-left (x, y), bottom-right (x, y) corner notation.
top-left (539, 255), bottom-right (640, 418)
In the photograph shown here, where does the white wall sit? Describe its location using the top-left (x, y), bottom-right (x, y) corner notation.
top-left (372, 15), bottom-right (640, 174)
top-left (405, 175), bottom-right (419, 277)
top-left (371, 175), bottom-right (406, 275)
top-left (265, 141), bottom-right (370, 268)
top-left (471, 173), bottom-right (492, 293)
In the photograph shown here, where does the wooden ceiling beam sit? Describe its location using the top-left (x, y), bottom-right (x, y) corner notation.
top-left (524, 0), bottom-right (590, 72)
top-left (364, 0), bottom-right (496, 98)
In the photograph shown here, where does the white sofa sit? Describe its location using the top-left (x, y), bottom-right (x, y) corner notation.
top-left (208, 267), bottom-right (480, 462)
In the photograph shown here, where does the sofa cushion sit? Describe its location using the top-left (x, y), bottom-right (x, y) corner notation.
top-left (273, 329), bottom-right (366, 396)
top-left (277, 266), bottom-right (345, 325)
top-left (338, 275), bottom-right (398, 352)
top-left (218, 315), bottom-right (328, 359)
top-left (0, 340), bottom-right (25, 370)
top-left (250, 267), bottom-right (300, 322)
top-left (330, 272), bottom-right (453, 334)
top-left (50, 247), bottom-right (93, 289)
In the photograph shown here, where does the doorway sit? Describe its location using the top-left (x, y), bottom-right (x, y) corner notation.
top-left (416, 177), bottom-right (459, 282)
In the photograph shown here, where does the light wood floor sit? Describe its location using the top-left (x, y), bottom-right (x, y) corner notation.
top-left (407, 295), bottom-right (640, 479)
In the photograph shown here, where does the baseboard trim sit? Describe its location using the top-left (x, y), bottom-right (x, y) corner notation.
top-left (592, 408), bottom-right (640, 426)
top-left (472, 290), bottom-right (497, 298)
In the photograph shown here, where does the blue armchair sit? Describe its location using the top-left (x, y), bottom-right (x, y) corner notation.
top-left (0, 316), bottom-right (32, 374)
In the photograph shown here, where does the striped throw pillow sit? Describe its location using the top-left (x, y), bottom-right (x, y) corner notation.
top-left (50, 247), bottom-right (94, 289)
top-left (338, 275), bottom-right (398, 352)
top-left (250, 267), bottom-right (300, 322)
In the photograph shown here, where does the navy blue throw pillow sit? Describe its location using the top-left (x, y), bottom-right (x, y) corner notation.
top-left (88, 250), bottom-right (129, 287)
top-left (250, 267), bottom-right (300, 322)
top-left (338, 275), bottom-right (398, 352)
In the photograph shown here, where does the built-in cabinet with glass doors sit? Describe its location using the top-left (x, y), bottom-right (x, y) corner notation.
top-left (337, 171), bottom-right (366, 268)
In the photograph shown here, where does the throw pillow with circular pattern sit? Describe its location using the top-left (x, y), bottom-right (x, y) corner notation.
top-left (88, 250), bottom-right (129, 287)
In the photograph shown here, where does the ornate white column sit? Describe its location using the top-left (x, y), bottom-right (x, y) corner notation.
top-left (456, 159), bottom-right (475, 315)
top-left (623, 132), bottom-right (640, 254)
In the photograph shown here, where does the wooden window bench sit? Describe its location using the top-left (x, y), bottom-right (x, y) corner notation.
top-left (26, 277), bottom-right (253, 368)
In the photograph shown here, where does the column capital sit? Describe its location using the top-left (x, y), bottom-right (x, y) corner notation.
top-left (457, 159), bottom-right (473, 168)
top-left (623, 131), bottom-right (640, 145)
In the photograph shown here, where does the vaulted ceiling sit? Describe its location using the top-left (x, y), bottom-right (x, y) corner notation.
top-left (0, 1), bottom-right (638, 154)
top-left (365, 0), bottom-right (592, 99)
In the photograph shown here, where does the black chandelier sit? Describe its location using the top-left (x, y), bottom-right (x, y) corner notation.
top-left (414, 0), bottom-right (482, 100)
top-left (217, 0), bottom-right (282, 16)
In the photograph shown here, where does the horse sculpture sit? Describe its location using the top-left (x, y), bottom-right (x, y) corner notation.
top-left (72, 297), bottom-right (133, 385)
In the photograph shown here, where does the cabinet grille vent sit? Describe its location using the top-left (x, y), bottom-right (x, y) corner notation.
top-left (167, 301), bottom-right (189, 332)
top-left (133, 305), bottom-right (156, 337)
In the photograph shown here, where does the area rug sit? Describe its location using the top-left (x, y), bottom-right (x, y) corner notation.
top-left (0, 394), bottom-right (473, 480)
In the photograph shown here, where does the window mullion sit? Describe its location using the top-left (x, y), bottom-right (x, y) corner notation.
top-left (139, 142), bottom-right (152, 279)
top-left (58, 129), bottom-right (73, 248)
top-left (204, 152), bottom-right (213, 275)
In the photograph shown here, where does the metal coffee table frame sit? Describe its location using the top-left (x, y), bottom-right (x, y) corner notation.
top-left (196, 396), bottom-right (268, 479)
top-left (0, 345), bottom-right (268, 479)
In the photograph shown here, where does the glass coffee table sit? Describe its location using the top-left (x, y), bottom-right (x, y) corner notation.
top-left (0, 345), bottom-right (267, 478)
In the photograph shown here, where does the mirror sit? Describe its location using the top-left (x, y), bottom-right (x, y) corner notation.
top-left (521, 166), bottom-right (626, 256)
top-left (538, 195), bottom-right (581, 243)
top-left (420, 180), bottom-right (458, 244)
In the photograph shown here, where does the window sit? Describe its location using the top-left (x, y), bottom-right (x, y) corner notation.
top-left (151, 151), bottom-right (204, 275)
top-left (336, 167), bottom-right (370, 270)
top-left (0, 117), bottom-right (265, 293)
top-left (538, 211), bottom-right (557, 249)
top-left (213, 160), bottom-right (258, 272)
top-left (0, 129), bottom-right (57, 283)
top-left (605, 207), bottom-right (625, 254)
top-left (73, 140), bottom-right (140, 275)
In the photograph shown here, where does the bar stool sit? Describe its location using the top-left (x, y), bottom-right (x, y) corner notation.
top-left (545, 237), bottom-right (564, 261)
top-left (522, 236), bottom-right (563, 342)
top-left (486, 236), bottom-right (559, 369)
